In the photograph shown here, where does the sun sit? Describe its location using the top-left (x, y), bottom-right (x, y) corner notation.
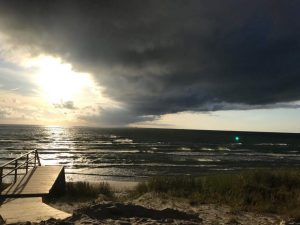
top-left (28, 56), bottom-right (93, 103)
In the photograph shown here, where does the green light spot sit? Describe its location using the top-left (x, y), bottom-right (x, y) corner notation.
top-left (235, 136), bottom-right (240, 141)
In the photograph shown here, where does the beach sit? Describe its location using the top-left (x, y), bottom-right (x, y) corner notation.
top-left (45, 194), bottom-right (281, 225)
top-left (1, 126), bottom-right (300, 224)
top-left (1, 170), bottom-right (300, 224)
top-left (40, 170), bottom-right (300, 225)
top-left (42, 183), bottom-right (280, 225)
top-left (1, 0), bottom-right (300, 223)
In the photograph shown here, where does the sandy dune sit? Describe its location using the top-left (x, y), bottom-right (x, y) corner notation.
top-left (20, 193), bottom-right (291, 225)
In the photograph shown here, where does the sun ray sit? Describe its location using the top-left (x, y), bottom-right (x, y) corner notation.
top-left (22, 56), bottom-right (100, 104)
top-left (26, 55), bottom-right (94, 104)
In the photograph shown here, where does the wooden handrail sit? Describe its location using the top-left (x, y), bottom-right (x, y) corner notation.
top-left (1, 150), bottom-right (36, 168)
top-left (2, 159), bottom-right (35, 178)
top-left (0, 149), bottom-right (41, 185)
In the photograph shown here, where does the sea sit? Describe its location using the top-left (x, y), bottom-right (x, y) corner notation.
top-left (0, 125), bottom-right (300, 183)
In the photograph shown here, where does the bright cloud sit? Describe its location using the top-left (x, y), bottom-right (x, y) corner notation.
top-left (0, 53), bottom-right (120, 125)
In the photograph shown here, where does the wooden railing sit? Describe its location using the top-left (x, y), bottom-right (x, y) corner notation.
top-left (0, 150), bottom-right (41, 185)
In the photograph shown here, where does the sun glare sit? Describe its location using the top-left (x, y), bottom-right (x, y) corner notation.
top-left (28, 56), bottom-right (93, 103)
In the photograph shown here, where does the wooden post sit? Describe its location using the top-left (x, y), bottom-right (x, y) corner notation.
top-left (14, 160), bottom-right (18, 183)
top-left (34, 151), bottom-right (37, 167)
top-left (36, 150), bottom-right (41, 166)
top-left (26, 154), bottom-right (29, 173)
top-left (0, 167), bottom-right (3, 186)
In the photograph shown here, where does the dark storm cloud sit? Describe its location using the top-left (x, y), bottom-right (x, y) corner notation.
top-left (79, 108), bottom-right (158, 127)
top-left (0, 0), bottom-right (300, 124)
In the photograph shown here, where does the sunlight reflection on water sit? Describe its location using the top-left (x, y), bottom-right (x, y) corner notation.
top-left (0, 126), bottom-right (300, 182)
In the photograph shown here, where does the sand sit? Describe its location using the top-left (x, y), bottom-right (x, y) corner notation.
top-left (33, 195), bottom-right (288, 225)
top-left (5, 181), bottom-right (297, 225)
top-left (43, 193), bottom-right (287, 224)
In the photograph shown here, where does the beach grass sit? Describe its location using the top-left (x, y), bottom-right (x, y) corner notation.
top-left (66, 181), bottom-right (114, 198)
top-left (44, 169), bottom-right (300, 220)
top-left (46, 181), bottom-right (114, 203)
top-left (133, 169), bottom-right (300, 218)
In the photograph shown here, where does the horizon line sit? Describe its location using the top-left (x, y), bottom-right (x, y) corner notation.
top-left (0, 123), bottom-right (299, 135)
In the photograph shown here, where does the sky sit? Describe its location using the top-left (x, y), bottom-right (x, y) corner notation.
top-left (0, 0), bottom-right (300, 132)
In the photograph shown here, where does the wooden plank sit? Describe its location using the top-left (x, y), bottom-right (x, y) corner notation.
top-left (0, 166), bottom-right (64, 197)
top-left (0, 197), bottom-right (71, 224)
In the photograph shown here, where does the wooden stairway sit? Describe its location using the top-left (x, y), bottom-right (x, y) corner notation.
top-left (0, 150), bottom-right (71, 224)
top-left (0, 197), bottom-right (71, 224)
top-left (1, 165), bottom-right (65, 197)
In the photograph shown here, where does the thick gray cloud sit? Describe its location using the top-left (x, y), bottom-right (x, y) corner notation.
top-left (79, 108), bottom-right (158, 127)
top-left (0, 0), bottom-right (300, 124)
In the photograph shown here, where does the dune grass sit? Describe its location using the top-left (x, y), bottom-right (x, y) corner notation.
top-left (134, 169), bottom-right (300, 219)
top-left (44, 169), bottom-right (300, 220)
top-left (66, 181), bottom-right (113, 198)
top-left (46, 181), bottom-right (114, 203)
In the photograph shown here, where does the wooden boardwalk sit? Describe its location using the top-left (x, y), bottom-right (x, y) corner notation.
top-left (0, 197), bottom-right (71, 224)
top-left (1, 166), bottom-right (65, 197)
top-left (0, 151), bottom-right (71, 224)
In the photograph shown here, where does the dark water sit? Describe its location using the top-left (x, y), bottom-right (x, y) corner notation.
top-left (0, 125), bottom-right (300, 182)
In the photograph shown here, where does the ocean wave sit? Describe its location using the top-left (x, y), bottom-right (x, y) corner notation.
top-left (0, 140), bottom-right (20, 143)
top-left (63, 163), bottom-right (217, 169)
top-left (113, 138), bottom-right (133, 144)
top-left (255, 143), bottom-right (288, 146)
top-left (1, 126), bottom-right (300, 182)
top-left (217, 147), bottom-right (231, 151)
top-left (39, 149), bottom-right (141, 155)
top-left (166, 152), bottom-right (202, 156)
top-left (201, 147), bottom-right (214, 151)
top-left (196, 158), bottom-right (220, 162)
top-left (178, 147), bottom-right (192, 151)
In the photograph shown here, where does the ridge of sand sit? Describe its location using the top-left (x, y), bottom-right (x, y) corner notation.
top-left (41, 193), bottom-right (287, 225)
